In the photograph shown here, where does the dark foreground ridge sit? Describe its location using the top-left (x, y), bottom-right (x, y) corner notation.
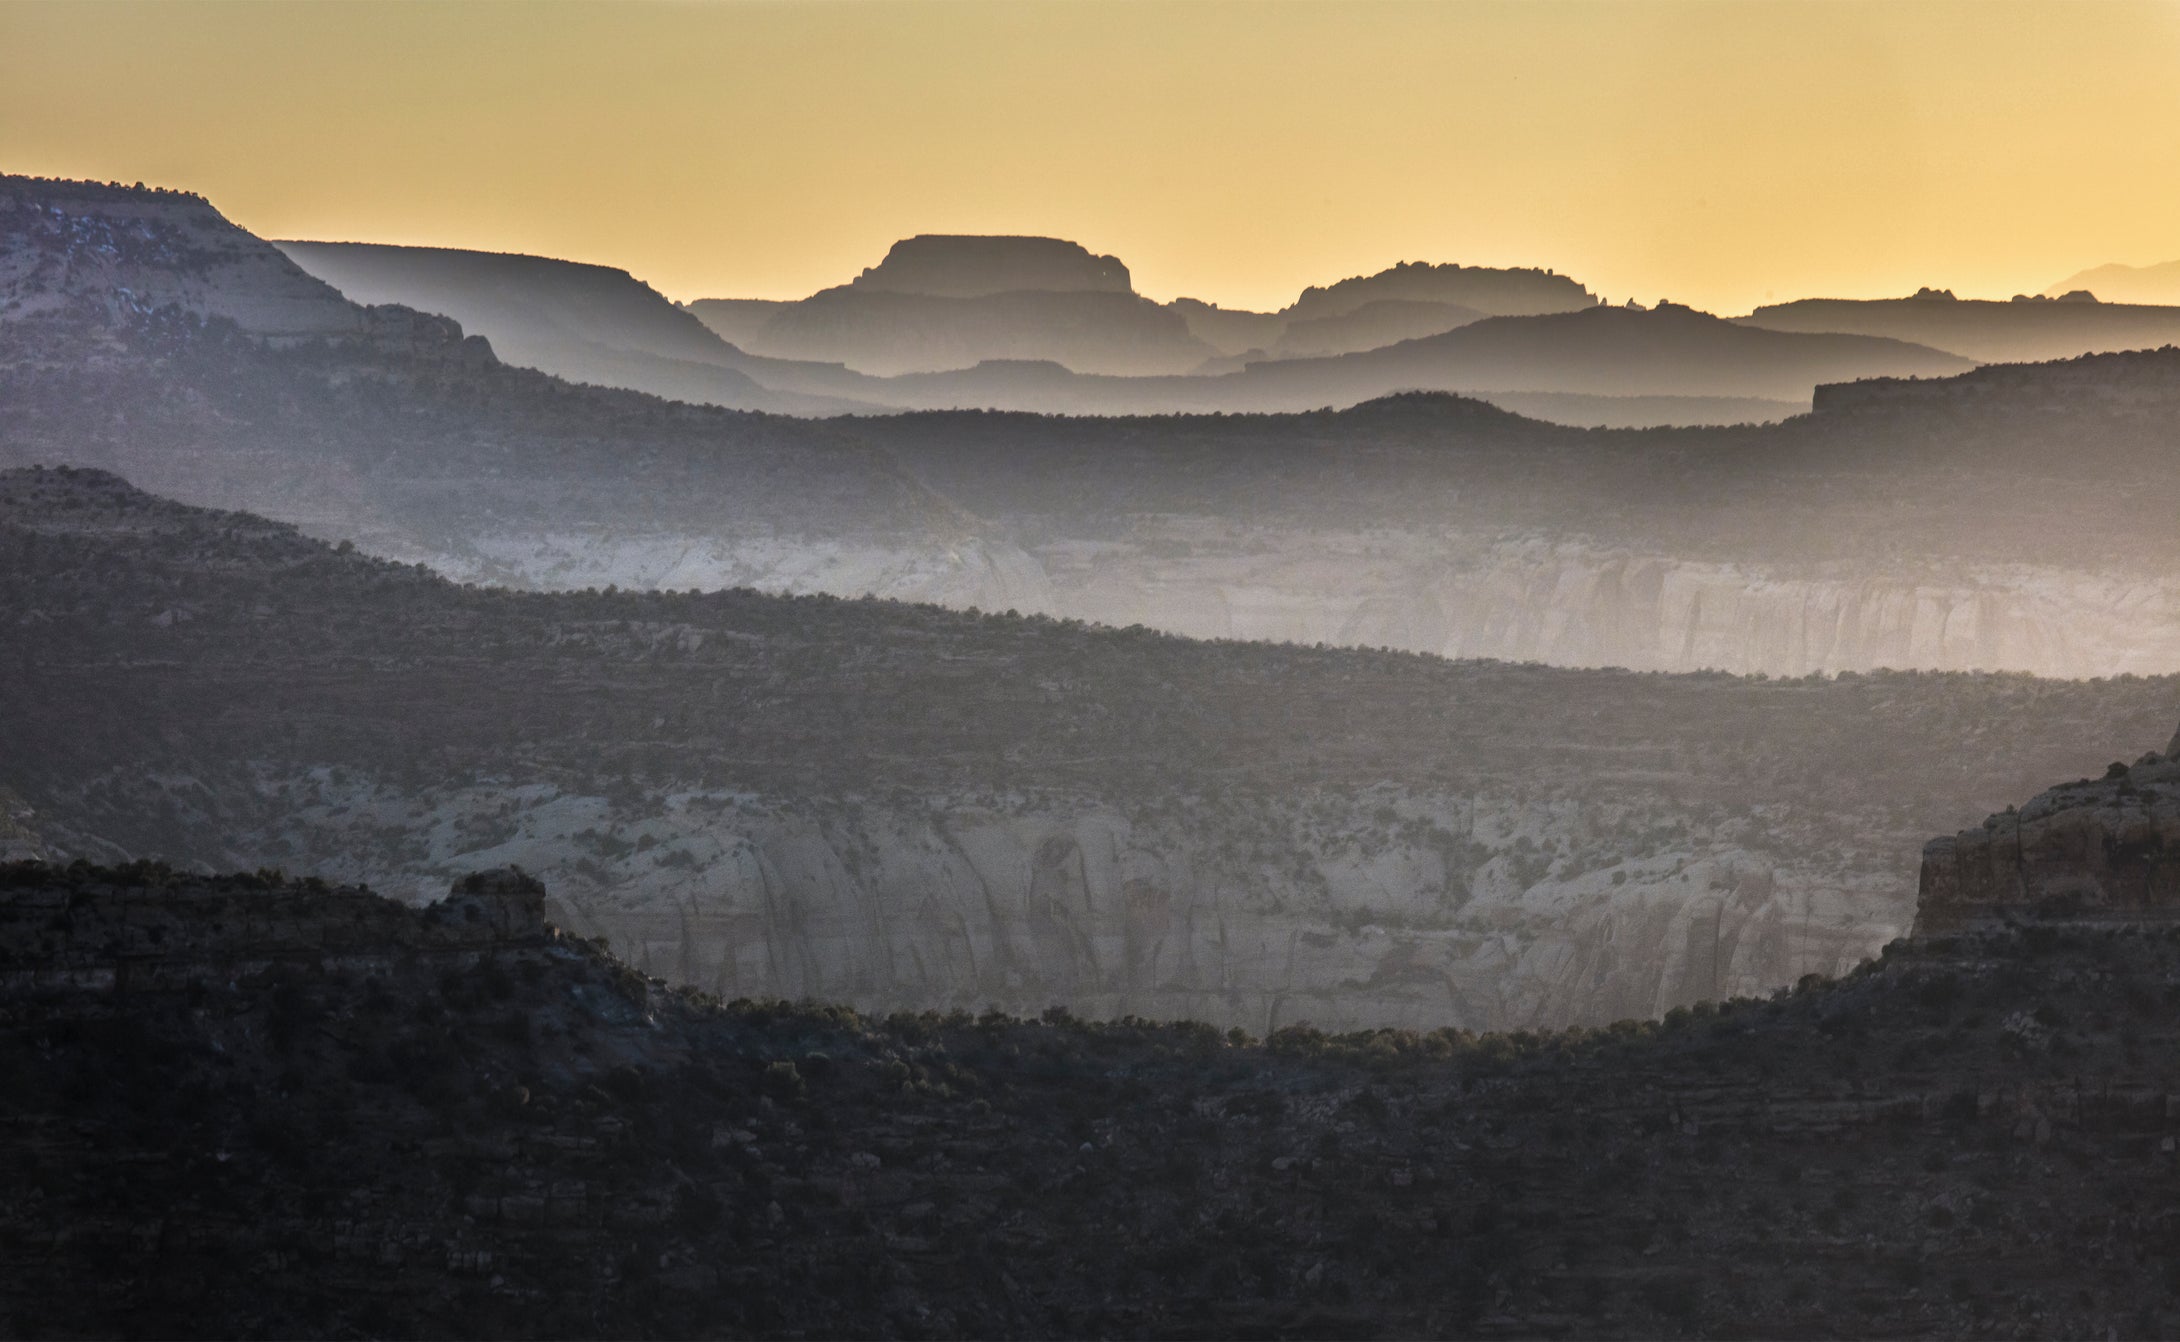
top-left (12, 757), bottom-right (2180, 1341)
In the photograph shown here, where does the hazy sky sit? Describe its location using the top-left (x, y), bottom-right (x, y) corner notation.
top-left (6, 0), bottom-right (2179, 313)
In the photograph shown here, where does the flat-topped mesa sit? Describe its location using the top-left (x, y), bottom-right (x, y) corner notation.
top-left (1, 174), bottom-right (368, 340)
top-left (1916, 727), bottom-right (2180, 934)
top-left (0, 863), bottom-right (553, 997)
top-left (1812, 345), bottom-right (2180, 419)
top-left (848, 234), bottom-right (1133, 297)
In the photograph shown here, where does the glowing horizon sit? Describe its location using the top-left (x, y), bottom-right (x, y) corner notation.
top-left (5, 0), bottom-right (2179, 314)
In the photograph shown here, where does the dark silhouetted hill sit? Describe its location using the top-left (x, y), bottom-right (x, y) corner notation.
top-left (1740, 290), bottom-right (2180, 363)
top-left (688, 234), bottom-right (1214, 377)
top-left (274, 240), bottom-right (884, 413)
top-left (1285, 258), bottom-right (1599, 320)
top-left (732, 284), bottom-right (1217, 376)
top-left (870, 303), bottom-right (1975, 414)
top-left (2047, 258), bottom-right (2180, 306)
top-left (1265, 297), bottom-right (1485, 358)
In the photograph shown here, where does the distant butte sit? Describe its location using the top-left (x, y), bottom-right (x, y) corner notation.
top-left (847, 234), bottom-right (1134, 298)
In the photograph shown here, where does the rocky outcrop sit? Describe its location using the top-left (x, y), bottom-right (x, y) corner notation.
top-left (1918, 727), bottom-right (2180, 932)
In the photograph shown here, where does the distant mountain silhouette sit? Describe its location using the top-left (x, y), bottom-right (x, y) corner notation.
top-left (274, 241), bottom-right (879, 413)
top-left (1165, 297), bottom-right (1287, 357)
top-left (685, 234), bottom-right (1213, 376)
top-left (691, 250), bottom-right (1607, 379)
top-left (1264, 298), bottom-right (1484, 358)
top-left (870, 303), bottom-right (1969, 416)
top-left (721, 285), bottom-right (1218, 377)
top-left (1286, 259), bottom-right (1599, 320)
top-left (274, 236), bottom-right (1963, 425)
top-left (1171, 261), bottom-right (1600, 359)
top-left (849, 234), bottom-right (1132, 297)
top-left (1739, 291), bottom-right (2180, 363)
top-left (2046, 260), bottom-right (2180, 306)
top-left (1279, 302), bottom-right (1968, 403)
top-left (679, 296), bottom-right (790, 348)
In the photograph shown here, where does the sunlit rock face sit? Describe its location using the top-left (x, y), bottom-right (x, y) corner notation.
top-left (239, 779), bottom-right (1900, 1035)
top-left (394, 519), bottom-right (2180, 679)
top-left (1919, 734), bottom-right (2180, 933)
top-left (390, 528), bottom-right (1059, 613)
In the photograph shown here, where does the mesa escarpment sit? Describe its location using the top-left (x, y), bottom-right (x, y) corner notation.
top-left (1918, 724), bottom-right (2180, 933)
top-left (849, 234), bottom-right (1134, 297)
top-left (0, 177), bottom-right (364, 340)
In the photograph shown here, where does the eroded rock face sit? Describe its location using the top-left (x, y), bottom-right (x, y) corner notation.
top-left (240, 780), bottom-right (1898, 1035)
top-left (1919, 735), bottom-right (2180, 932)
top-left (1042, 529), bottom-right (2180, 678)
top-left (397, 518), bottom-right (2180, 679)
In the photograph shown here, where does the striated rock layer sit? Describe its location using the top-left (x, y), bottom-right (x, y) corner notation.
top-left (1919, 724), bottom-right (2180, 932)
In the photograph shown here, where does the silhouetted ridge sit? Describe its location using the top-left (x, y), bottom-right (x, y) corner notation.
top-left (849, 234), bottom-right (1133, 297)
top-left (1286, 258), bottom-right (1599, 319)
top-left (1812, 345), bottom-right (2180, 418)
top-left (1740, 293), bottom-right (2180, 364)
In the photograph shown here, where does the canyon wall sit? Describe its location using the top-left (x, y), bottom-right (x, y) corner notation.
top-left (177, 775), bottom-right (1901, 1035)
top-left (423, 519), bottom-right (2180, 679)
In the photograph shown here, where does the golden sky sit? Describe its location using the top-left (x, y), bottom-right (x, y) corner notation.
top-left (6, 0), bottom-right (2179, 313)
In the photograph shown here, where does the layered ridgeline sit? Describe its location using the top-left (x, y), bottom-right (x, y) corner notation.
top-left (14, 176), bottom-right (2180, 678)
top-left (17, 744), bottom-right (2180, 1337)
top-left (866, 355), bottom-right (2180, 679)
top-left (303, 225), bottom-right (1959, 423)
top-left (6, 467), bottom-right (2176, 1034)
top-left (271, 240), bottom-right (889, 414)
top-left (1739, 287), bottom-right (2180, 365)
top-left (2048, 259), bottom-right (2180, 307)
top-left (0, 176), bottom-right (1046, 610)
